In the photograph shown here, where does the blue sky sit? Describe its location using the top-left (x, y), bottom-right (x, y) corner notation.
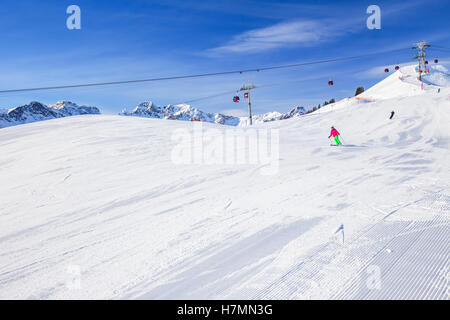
top-left (0, 0), bottom-right (449, 115)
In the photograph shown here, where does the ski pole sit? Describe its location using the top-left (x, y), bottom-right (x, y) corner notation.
top-left (329, 137), bottom-right (336, 146)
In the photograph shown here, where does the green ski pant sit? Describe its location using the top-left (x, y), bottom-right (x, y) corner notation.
top-left (334, 136), bottom-right (342, 145)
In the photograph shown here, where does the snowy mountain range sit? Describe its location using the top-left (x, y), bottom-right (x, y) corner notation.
top-left (120, 102), bottom-right (307, 126)
top-left (0, 99), bottom-right (306, 129)
top-left (120, 102), bottom-right (241, 126)
top-left (0, 101), bottom-right (100, 128)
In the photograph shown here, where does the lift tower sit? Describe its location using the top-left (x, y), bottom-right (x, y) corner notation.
top-left (413, 41), bottom-right (430, 81)
top-left (239, 83), bottom-right (257, 125)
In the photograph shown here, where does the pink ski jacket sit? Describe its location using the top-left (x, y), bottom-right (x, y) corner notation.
top-left (329, 128), bottom-right (340, 138)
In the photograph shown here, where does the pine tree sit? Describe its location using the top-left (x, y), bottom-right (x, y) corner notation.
top-left (355, 86), bottom-right (365, 96)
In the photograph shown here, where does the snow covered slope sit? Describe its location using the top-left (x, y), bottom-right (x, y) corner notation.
top-left (310, 64), bottom-right (449, 115)
top-left (0, 67), bottom-right (449, 300)
top-left (360, 64), bottom-right (447, 100)
top-left (0, 101), bottom-right (100, 129)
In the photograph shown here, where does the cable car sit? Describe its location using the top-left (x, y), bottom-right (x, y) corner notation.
top-left (233, 96), bottom-right (240, 103)
top-left (244, 92), bottom-right (249, 98)
top-left (384, 68), bottom-right (389, 73)
top-left (328, 80), bottom-right (334, 86)
top-left (395, 65), bottom-right (400, 71)
top-left (425, 60), bottom-right (429, 65)
top-left (434, 59), bottom-right (439, 63)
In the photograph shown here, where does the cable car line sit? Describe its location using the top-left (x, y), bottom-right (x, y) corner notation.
top-left (432, 45), bottom-right (450, 50)
top-left (182, 89), bottom-right (238, 104)
top-left (430, 47), bottom-right (450, 53)
top-left (0, 47), bottom-right (411, 94)
top-left (179, 75), bottom-right (332, 105)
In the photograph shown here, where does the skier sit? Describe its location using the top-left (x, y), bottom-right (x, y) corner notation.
top-left (328, 126), bottom-right (342, 145)
top-left (390, 110), bottom-right (395, 119)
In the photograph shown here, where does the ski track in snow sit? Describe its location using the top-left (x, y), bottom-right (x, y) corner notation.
top-left (0, 66), bottom-right (449, 299)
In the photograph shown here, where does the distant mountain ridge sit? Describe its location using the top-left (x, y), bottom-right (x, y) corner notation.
top-left (120, 102), bottom-right (241, 126)
top-left (120, 102), bottom-right (307, 126)
top-left (0, 101), bottom-right (100, 128)
top-left (0, 99), bottom-right (306, 129)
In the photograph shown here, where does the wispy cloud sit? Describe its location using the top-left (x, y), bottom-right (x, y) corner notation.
top-left (204, 0), bottom-right (432, 56)
top-left (205, 18), bottom-right (358, 56)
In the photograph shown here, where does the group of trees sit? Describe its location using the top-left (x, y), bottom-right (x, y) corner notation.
top-left (355, 86), bottom-right (365, 96)
top-left (305, 98), bottom-right (336, 114)
top-left (304, 86), bottom-right (364, 115)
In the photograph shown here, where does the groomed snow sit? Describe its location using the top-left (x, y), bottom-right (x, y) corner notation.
top-left (0, 66), bottom-right (449, 299)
